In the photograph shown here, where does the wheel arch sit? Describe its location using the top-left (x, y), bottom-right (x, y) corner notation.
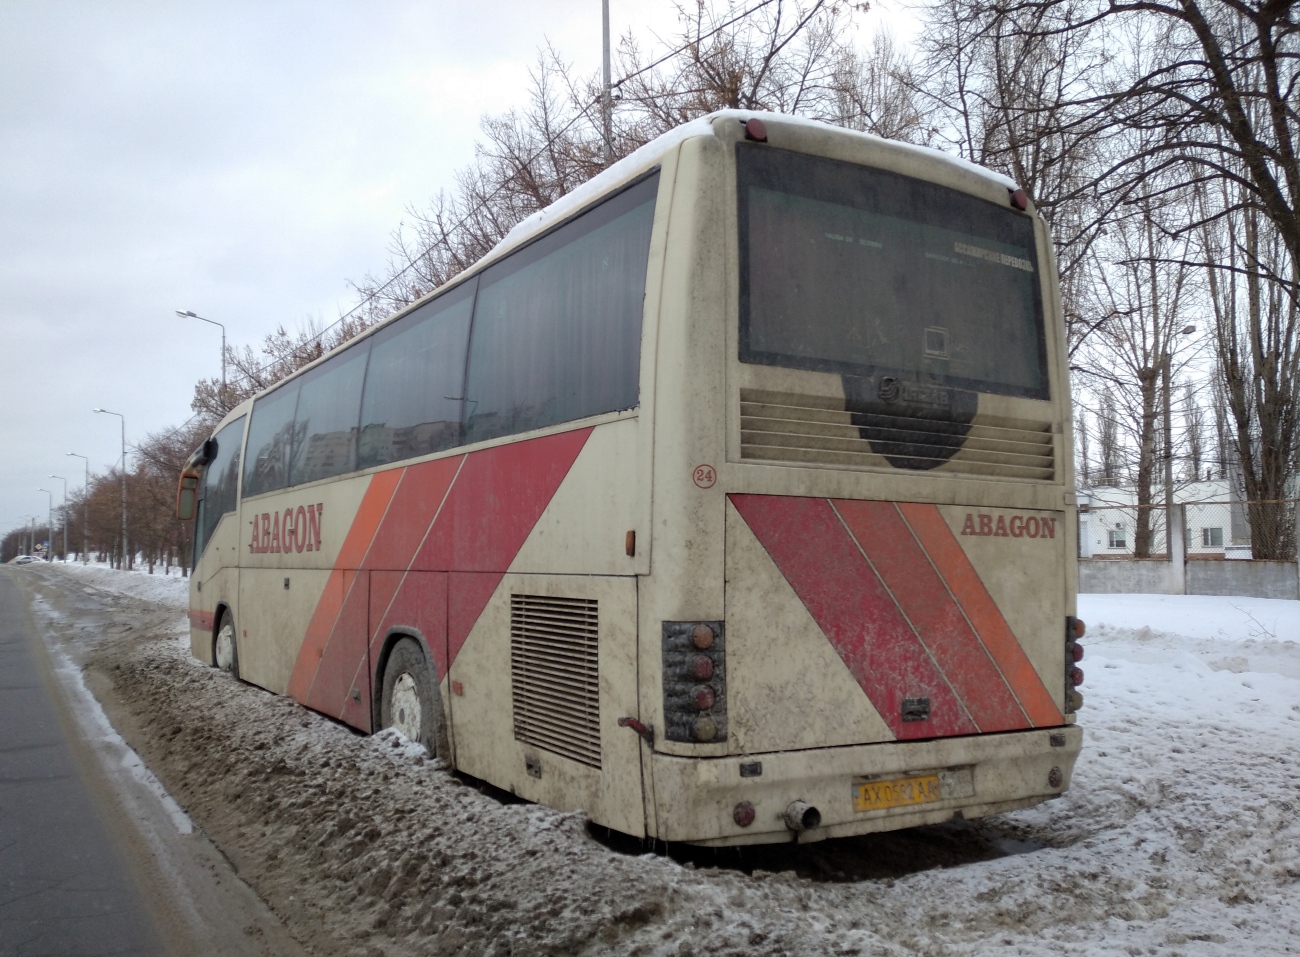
top-left (371, 626), bottom-right (448, 755)
top-left (210, 601), bottom-right (235, 660)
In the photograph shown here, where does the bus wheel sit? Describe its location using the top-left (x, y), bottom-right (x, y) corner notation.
top-left (380, 638), bottom-right (438, 756)
top-left (214, 612), bottom-right (240, 679)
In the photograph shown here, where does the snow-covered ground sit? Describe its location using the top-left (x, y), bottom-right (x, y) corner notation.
top-left (21, 563), bottom-right (1300, 955)
top-left (46, 558), bottom-right (189, 607)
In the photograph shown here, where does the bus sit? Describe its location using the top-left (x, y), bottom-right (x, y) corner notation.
top-left (178, 111), bottom-right (1085, 846)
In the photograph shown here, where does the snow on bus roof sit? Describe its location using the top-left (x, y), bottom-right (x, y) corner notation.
top-left (485, 109), bottom-right (1017, 263)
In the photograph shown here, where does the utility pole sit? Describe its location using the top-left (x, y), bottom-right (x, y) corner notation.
top-left (602, 0), bottom-right (613, 167)
top-left (93, 409), bottom-right (128, 570)
top-left (50, 475), bottom-right (68, 560)
top-left (68, 452), bottom-right (90, 563)
top-left (37, 489), bottom-right (52, 560)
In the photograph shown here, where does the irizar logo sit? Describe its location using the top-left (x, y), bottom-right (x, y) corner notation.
top-left (961, 512), bottom-right (1056, 539)
top-left (876, 377), bottom-right (949, 408)
top-left (250, 504), bottom-right (324, 554)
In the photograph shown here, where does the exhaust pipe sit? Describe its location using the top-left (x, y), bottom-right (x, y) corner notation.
top-left (783, 800), bottom-right (821, 832)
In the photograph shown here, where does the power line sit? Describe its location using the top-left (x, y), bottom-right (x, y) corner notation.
top-left (228, 0), bottom-right (784, 391)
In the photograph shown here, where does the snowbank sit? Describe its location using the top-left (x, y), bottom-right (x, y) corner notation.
top-left (43, 559), bottom-right (189, 610)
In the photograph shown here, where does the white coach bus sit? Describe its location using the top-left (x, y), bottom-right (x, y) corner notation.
top-left (179, 111), bottom-right (1085, 846)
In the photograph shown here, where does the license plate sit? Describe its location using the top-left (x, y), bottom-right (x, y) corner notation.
top-left (852, 773), bottom-right (942, 813)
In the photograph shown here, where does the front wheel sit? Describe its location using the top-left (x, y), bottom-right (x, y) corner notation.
top-left (380, 638), bottom-right (439, 756)
top-left (214, 611), bottom-right (239, 680)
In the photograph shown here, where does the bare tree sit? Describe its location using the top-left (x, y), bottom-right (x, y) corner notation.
top-left (1182, 380), bottom-right (1207, 481)
top-left (1078, 175), bottom-right (1195, 555)
top-left (1201, 194), bottom-right (1299, 558)
top-left (916, 0), bottom-right (1115, 355)
top-left (350, 1), bottom-right (913, 323)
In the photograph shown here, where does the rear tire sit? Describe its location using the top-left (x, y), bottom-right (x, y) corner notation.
top-left (380, 638), bottom-right (439, 756)
top-left (214, 611), bottom-right (239, 680)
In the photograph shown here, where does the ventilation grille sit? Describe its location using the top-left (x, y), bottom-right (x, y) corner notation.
top-left (740, 389), bottom-right (1055, 481)
top-left (510, 595), bottom-right (601, 768)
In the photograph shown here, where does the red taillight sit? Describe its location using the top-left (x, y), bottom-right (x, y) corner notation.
top-left (691, 654), bottom-right (714, 680)
top-left (664, 621), bottom-right (727, 743)
top-left (1065, 617), bottom-right (1085, 712)
top-left (744, 118), bottom-right (768, 142)
top-left (1009, 187), bottom-right (1029, 210)
top-left (733, 801), bottom-right (756, 827)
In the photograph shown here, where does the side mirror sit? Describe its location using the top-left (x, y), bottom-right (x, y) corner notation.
top-left (177, 438), bottom-right (217, 521)
top-left (176, 473), bottom-right (200, 521)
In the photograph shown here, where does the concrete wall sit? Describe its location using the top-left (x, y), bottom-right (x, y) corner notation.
top-left (1186, 561), bottom-right (1299, 600)
top-left (1080, 559), bottom-right (1299, 599)
top-left (1079, 560), bottom-right (1181, 595)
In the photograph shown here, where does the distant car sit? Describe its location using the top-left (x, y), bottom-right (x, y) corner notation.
top-left (10, 555), bottom-right (39, 565)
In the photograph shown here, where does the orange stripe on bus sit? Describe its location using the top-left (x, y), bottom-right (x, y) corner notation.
top-left (833, 499), bottom-right (1030, 732)
top-left (286, 468), bottom-right (404, 702)
top-left (896, 502), bottom-right (1063, 726)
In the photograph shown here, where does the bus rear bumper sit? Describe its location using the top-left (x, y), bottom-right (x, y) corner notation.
top-left (649, 724), bottom-right (1082, 846)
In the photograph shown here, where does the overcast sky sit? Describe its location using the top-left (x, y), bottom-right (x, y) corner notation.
top-left (0, 0), bottom-right (914, 540)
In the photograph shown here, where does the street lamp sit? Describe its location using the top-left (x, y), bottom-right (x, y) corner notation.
top-left (93, 408), bottom-right (128, 570)
top-left (37, 488), bottom-right (52, 561)
top-left (49, 475), bottom-right (68, 561)
top-left (177, 310), bottom-right (226, 393)
top-left (67, 452), bottom-right (90, 564)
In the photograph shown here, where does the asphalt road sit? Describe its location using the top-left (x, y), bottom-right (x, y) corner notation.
top-left (0, 570), bottom-right (165, 957)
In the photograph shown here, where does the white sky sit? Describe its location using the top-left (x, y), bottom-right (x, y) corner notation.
top-left (0, 0), bottom-right (918, 539)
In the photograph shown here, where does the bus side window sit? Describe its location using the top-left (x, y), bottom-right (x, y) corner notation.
top-left (243, 382), bottom-right (300, 498)
top-left (196, 414), bottom-right (246, 559)
top-left (463, 172), bottom-right (659, 445)
top-left (359, 279), bottom-right (475, 470)
top-left (290, 344), bottom-right (370, 486)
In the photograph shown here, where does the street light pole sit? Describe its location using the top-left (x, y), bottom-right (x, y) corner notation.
top-left (602, 0), bottom-right (613, 166)
top-left (177, 310), bottom-right (226, 396)
top-left (93, 408), bottom-right (128, 570)
top-left (49, 475), bottom-right (68, 560)
top-left (37, 488), bottom-right (52, 561)
top-left (67, 452), bottom-right (90, 563)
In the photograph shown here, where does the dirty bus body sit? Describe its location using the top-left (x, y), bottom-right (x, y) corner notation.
top-left (180, 111), bottom-right (1083, 847)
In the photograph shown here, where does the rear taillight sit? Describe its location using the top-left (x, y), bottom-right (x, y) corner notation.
top-left (663, 621), bottom-right (727, 742)
top-left (1065, 617), bottom-right (1085, 713)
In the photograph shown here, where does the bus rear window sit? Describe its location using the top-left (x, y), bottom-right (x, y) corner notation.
top-left (737, 146), bottom-right (1048, 399)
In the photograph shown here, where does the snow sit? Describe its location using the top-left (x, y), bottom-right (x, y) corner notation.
top-left (27, 564), bottom-right (1300, 954)
top-left (49, 558), bottom-right (190, 608)
top-left (487, 109), bottom-right (1018, 266)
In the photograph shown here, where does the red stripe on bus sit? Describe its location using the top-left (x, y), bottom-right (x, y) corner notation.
top-left (412, 428), bottom-right (592, 662)
top-left (313, 568), bottom-right (370, 729)
top-left (896, 502), bottom-right (1063, 727)
top-left (832, 499), bottom-right (1030, 732)
top-left (370, 570), bottom-right (448, 683)
top-left (286, 468), bottom-right (403, 704)
top-left (730, 494), bottom-right (975, 740)
top-left (362, 455), bottom-right (464, 571)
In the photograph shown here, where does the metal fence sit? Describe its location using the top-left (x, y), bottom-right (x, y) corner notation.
top-left (1078, 499), bottom-right (1297, 562)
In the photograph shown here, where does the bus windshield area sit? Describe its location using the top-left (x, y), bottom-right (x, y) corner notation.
top-left (737, 145), bottom-right (1048, 400)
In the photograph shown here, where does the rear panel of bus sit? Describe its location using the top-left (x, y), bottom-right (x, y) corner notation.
top-left (636, 117), bottom-right (1080, 844)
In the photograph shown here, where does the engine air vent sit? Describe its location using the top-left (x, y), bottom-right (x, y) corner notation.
top-left (510, 594), bottom-right (601, 768)
top-left (740, 389), bottom-right (1054, 481)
